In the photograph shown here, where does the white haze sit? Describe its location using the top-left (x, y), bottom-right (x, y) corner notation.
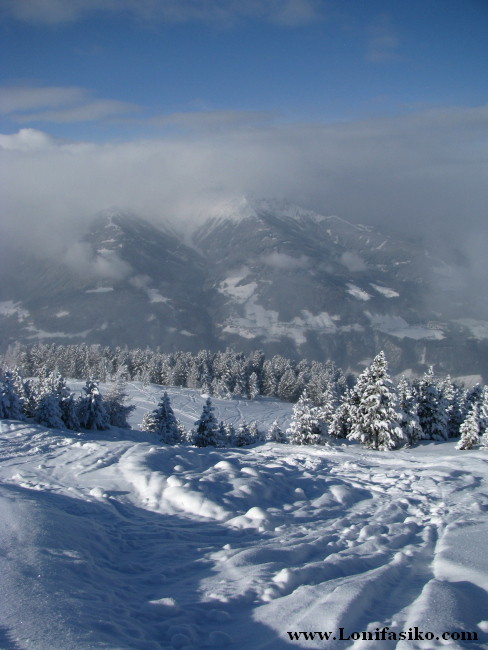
top-left (0, 104), bottom-right (487, 308)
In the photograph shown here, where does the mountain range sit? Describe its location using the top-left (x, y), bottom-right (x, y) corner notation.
top-left (1, 197), bottom-right (487, 378)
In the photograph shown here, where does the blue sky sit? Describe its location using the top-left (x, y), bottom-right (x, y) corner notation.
top-left (0, 0), bottom-right (487, 268)
top-left (1, 0), bottom-right (487, 139)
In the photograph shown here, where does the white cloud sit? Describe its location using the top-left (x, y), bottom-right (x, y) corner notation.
top-left (0, 0), bottom-right (322, 26)
top-left (0, 128), bottom-right (58, 150)
top-left (0, 104), bottom-right (487, 302)
top-left (13, 99), bottom-right (140, 123)
top-left (0, 86), bottom-right (88, 114)
top-left (366, 15), bottom-right (399, 63)
top-left (0, 86), bottom-right (140, 124)
top-left (149, 110), bottom-right (275, 131)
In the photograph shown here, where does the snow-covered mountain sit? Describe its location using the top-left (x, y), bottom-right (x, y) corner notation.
top-left (1, 198), bottom-right (487, 377)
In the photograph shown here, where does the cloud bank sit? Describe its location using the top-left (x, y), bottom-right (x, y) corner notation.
top-left (1, 104), bottom-right (487, 276)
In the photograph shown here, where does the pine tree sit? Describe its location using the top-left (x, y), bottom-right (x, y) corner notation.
top-left (148, 392), bottom-right (182, 444)
top-left (235, 420), bottom-right (253, 447)
top-left (328, 400), bottom-right (349, 439)
top-left (216, 421), bottom-right (229, 448)
top-left (287, 390), bottom-right (324, 445)
top-left (397, 377), bottom-right (424, 444)
top-left (268, 419), bottom-right (286, 443)
top-left (261, 360), bottom-right (277, 397)
top-left (348, 352), bottom-right (405, 450)
top-left (59, 393), bottom-right (80, 430)
top-left (440, 377), bottom-right (465, 438)
top-left (248, 372), bottom-right (260, 400)
top-left (224, 422), bottom-right (235, 446)
top-left (52, 373), bottom-right (80, 430)
top-left (457, 403), bottom-right (480, 450)
top-left (250, 420), bottom-right (266, 444)
top-left (35, 393), bottom-right (64, 429)
top-left (479, 385), bottom-right (488, 438)
top-left (0, 371), bottom-right (25, 421)
top-left (193, 398), bottom-right (220, 447)
top-left (417, 368), bottom-right (448, 440)
top-left (104, 380), bottom-right (136, 429)
top-left (277, 369), bottom-right (298, 402)
top-left (141, 410), bottom-right (157, 433)
top-left (77, 379), bottom-right (110, 430)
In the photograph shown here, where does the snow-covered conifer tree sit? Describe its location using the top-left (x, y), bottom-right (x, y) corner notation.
top-left (224, 422), bottom-right (235, 446)
top-left (250, 420), bottom-right (266, 444)
top-left (328, 400), bottom-right (350, 439)
top-left (103, 381), bottom-right (136, 429)
top-left (479, 385), bottom-right (488, 438)
top-left (149, 392), bottom-right (182, 443)
top-left (261, 361), bottom-right (277, 397)
top-left (417, 368), bottom-right (448, 440)
top-left (268, 420), bottom-right (286, 443)
top-left (193, 398), bottom-right (220, 447)
top-left (287, 390), bottom-right (323, 445)
top-left (235, 420), bottom-right (253, 447)
top-left (440, 377), bottom-right (465, 438)
top-left (397, 377), bottom-right (424, 444)
top-left (277, 368), bottom-right (298, 402)
top-left (77, 379), bottom-right (110, 430)
top-left (51, 373), bottom-right (80, 430)
top-left (248, 372), bottom-right (260, 401)
top-left (215, 421), bottom-right (229, 448)
top-left (140, 411), bottom-right (157, 433)
top-left (0, 371), bottom-right (25, 421)
top-left (35, 393), bottom-right (64, 429)
top-left (348, 352), bottom-right (405, 450)
top-left (457, 403), bottom-right (480, 450)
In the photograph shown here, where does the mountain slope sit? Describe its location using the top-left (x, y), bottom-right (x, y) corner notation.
top-left (1, 200), bottom-right (487, 377)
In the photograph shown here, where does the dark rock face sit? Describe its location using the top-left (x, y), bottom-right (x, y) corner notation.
top-left (1, 199), bottom-right (486, 378)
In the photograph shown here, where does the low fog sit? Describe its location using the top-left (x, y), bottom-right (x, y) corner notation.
top-left (1, 104), bottom-right (487, 313)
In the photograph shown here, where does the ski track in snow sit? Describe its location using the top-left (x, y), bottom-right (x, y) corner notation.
top-left (1, 383), bottom-right (488, 649)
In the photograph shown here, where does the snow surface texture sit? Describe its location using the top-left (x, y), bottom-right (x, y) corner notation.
top-left (1, 383), bottom-right (488, 649)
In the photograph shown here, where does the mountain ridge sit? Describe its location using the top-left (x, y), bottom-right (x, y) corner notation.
top-left (1, 199), bottom-right (487, 377)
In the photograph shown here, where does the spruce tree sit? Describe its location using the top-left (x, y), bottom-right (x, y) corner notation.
top-left (77, 379), bottom-right (110, 430)
top-left (328, 401), bottom-right (349, 439)
top-left (103, 380), bottom-right (136, 429)
top-left (250, 420), bottom-right (266, 444)
top-left (479, 385), bottom-right (488, 438)
top-left (235, 420), bottom-right (253, 447)
top-left (348, 352), bottom-right (405, 450)
top-left (35, 393), bottom-right (64, 429)
top-left (53, 373), bottom-right (80, 430)
top-left (248, 372), bottom-right (260, 400)
top-left (150, 392), bottom-right (182, 444)
top-left (417, 367), bottom-right (448, 440)
top-left (0, 371), bottom-right (25, 421)
top-left (397, 377), bottom-right (424, 444)
top-left (457, 403), bottom-right (480, 450)
top-left (287, 390), bottom-right (323, 445)
top-left (268, 419), bottom-right (286, 443)
top-left (193, 398), bottom-right (220, 447)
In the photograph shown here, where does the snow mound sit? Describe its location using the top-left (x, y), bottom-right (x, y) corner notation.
top-left (1, 384), bottom-right (488, 648)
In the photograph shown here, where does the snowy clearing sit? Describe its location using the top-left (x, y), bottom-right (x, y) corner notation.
top-left (1, 384), bottom-right (488, 649)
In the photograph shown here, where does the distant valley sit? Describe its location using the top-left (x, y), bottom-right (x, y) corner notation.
top-left (1, 197), bottom-right (487, 378)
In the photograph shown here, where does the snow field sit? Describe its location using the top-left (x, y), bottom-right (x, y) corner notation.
top-left (1, 384), bottom-right (488, 649)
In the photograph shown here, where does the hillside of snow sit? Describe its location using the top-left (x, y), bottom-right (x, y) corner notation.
top-left (1, 383), bottom-right (488, 649)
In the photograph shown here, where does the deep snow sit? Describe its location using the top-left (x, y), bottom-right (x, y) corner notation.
top-left (1, 383), bottom-right (488, 649)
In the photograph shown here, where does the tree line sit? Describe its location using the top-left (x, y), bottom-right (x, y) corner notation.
top-left (1, 343), bottom-right (487, 451)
